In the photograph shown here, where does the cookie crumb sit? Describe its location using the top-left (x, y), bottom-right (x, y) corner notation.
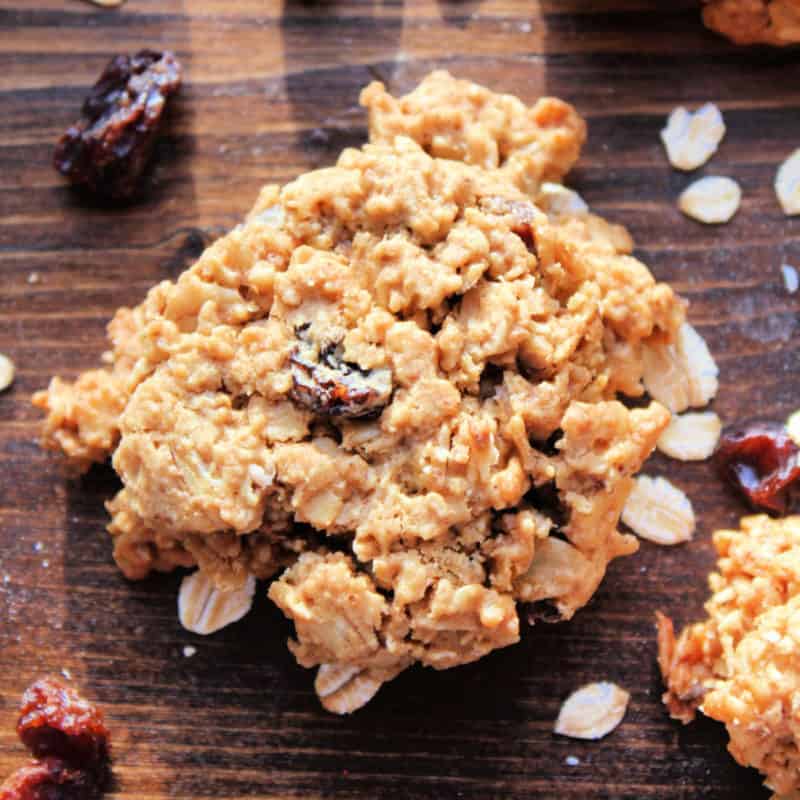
top-left (182, 645), bottom-right (197, 658)
top-left (679, 176), bottom-right (741, 224)
top-left (565, 755), bottom-right (580, 766)
top-left (554, 682), bottom-right (629, 740)
top-left (661, 103), bottom-right (725, 171)
top-left (27, 272), bottom-right (41, 285)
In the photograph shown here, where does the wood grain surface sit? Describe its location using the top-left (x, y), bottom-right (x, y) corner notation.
top-left (1, 1), bottom-right (799, 797)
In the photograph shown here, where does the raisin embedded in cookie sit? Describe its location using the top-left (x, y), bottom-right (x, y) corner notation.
top-left (34, 71), bottom-right (686, 712)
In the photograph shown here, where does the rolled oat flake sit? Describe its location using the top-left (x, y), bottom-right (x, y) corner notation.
top-left (554, 681), bottom-right (630, 740)
top-left (0, 354), bottom-right (15, 392)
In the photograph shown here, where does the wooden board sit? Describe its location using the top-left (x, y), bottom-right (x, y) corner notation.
top-left (1, 1), bottom-right (799, 797)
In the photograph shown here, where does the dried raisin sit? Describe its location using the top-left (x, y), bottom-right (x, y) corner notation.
top-left (715, 420), bottom-right (800, 514)
top-left (53, 50), bottom-right (182, 201)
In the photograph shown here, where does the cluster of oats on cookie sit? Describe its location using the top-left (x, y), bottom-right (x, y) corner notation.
top-left (34, 71), bottom-right (686, 712)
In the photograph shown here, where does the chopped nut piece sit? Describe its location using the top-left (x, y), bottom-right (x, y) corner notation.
top-left (657, 411), bottom-right (722, 461)
top-left (661, 104), bottom-right (726, 171)
top-left (535, 182), bottom-right (589, 219)
top-left (0, 354), bottom-right (15, 393)
top-left (787, 409), bottom-right (800, 448)
top-left (554, 681), bottom-right (630, 740)
top-left (679, 176), bottom-right (741, 224)
top-left (621, 475), bottom-right (695, 545)
top-left (776, 149), bottom-right (800, 216)
top-left (314, 664), bottom-right (383, 715)
top-left (178, 570), bottom-right (256, 635)
top-left (255, 205), bottom-right (285, 229)
top-left (642, 322), bottom-right (719, 413)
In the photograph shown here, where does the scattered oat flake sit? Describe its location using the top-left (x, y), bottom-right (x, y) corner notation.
top-left (554, 682), bottom-right (630, 740)
top-left (182, 645), bottom-right (197, 658)
top-left (787, 410), bottom-right (800, 447)
top-left (781, 263), bottom-right (799, 294)
top-left (0, 353), bottom-right (15, 392)
top-left (27, 272), bottom-right (41, 285)
top-left (679, 176), bottom-right (741, 224)
top-left (661, 103), bottom-right (726, 171)
top-left (536, 182), bottom-right (589, 218)
top-left (642, 322), bottom-right (719, 414)
top-left (775, 149), bottom-right (800, 216)
top-left (178, 570), bottom-right (255, 635)
top-left (657, 411), bottom-right (722, 461)
top-left (315, 664), bottom-right (383, 715)
top-left (622, 475), bottom-right (695, 546)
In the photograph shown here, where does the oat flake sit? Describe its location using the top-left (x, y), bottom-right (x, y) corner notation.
top-left (657, 411), bottom-right (722, 461)
top-left (775, 149), bottom-right (800, 216)
top-left (178, 570), bottom-right (256, 635)
top-left (0, 354), bottom-right (15, 393)
top-left (554, 682), bottom-right (630, 740)
top-left (661, 103), bottom-right (726, 171)
top-left (622, 475), bottom-right (695, 546)
top-left (679, 176), bottom-right (741, 224)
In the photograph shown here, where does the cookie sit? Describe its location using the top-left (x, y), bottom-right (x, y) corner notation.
top-left (34, 71), bottom-right (685, 711)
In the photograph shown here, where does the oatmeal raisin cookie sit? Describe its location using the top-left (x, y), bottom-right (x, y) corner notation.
top-left (35, 71), bottom-right (685, 711)
top-left (658, 514), bottom-right (800, 796)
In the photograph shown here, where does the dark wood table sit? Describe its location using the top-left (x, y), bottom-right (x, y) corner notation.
top-left (1, 1), bottom-right (798, 797)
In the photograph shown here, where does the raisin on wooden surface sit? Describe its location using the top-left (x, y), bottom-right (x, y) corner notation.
top-left (714, 420), bottom-right (800, 514)
top-left (53, 50), bottom-right (182, 201)
top-left (17, 679), bottom-right (110, 772)
top-left (0, 758), bottom-right (100, 800)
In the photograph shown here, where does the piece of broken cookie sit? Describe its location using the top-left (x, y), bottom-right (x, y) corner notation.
top-left (658, 514), bottom-right (800, 797)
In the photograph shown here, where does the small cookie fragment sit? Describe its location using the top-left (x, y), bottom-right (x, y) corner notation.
top-left (659, 515), bottom-right (800, 796)
top-left (554, 681), bottom-right (630, 740)
top-left (178, 571), bottom-right (256, 635)
top-left (642, 322), bottom-right (719, 414)
top-left (679, 176), bottom-right (741, 224)
top-left (53, 50), bottom-right (182, 200)
top-left (314, 664), bottom-right (384, 715)
top-left (702, 0), bottom-right (800, 46)
top-left (83, 0), bottom-right (126, 6)
top-left (621, 475), bottom-right (695, 545)
top-left (535, 182), bottom-right (589, 218)
top-left (776, 149), bottom-right (800, 216)
top-left (0, 354), bottom-right (14, 393)
top-left (661, 104), bottom-right (726, 171)
top-left (657, 411), bottom-right (722, 461)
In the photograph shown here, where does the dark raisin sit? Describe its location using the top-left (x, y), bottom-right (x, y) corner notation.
top-left (714, 420), bottom-right (800, 514)
top-left (523, 599), bottom-right (564, 625)
top-left (0, 758), bottom-right (101, 800)
top-left (478, 363), bottom-right (504, 400)
top-left (53, 50), bottom-right (182, 201)
top-left (289, 336), bottom-right (392, 419)
top-left (17, 679), bottom-right (110, 773)
top-left (525, 481), bottom-right (569, 528)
